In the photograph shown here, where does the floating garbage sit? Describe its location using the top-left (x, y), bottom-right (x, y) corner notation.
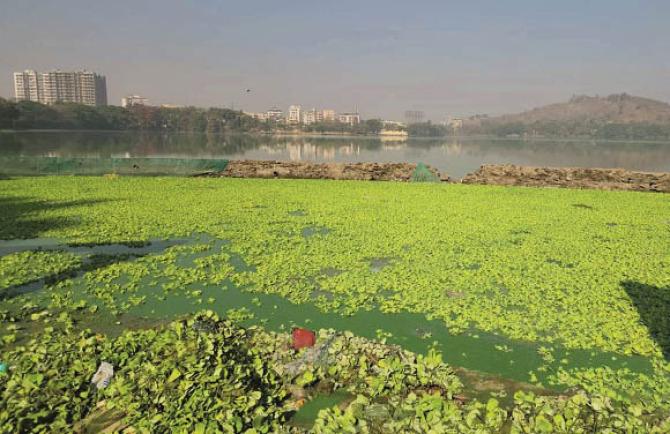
top-left (91, 362), bottom-right (114, 390)
top-left (283, 334), bottom-right (337, 378)
top-left (291, 328), bottom-right (316, 350)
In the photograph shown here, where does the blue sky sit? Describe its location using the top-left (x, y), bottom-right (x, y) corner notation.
top-left (1, 0), bottom-right (669, 120)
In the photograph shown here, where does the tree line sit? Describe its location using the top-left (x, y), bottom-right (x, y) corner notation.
top-left (4, 97), bottom-right (669, 139)
top-left (0, 98), bottom-right (389, 136)
top-left (0, 98), bottom-right (263, 132)
top-left (460, 119), bottom-right (670, 140)
top-left (300, 119), bottom-right (385, 135)
top-left (404, 119), bottom-right (670, 140)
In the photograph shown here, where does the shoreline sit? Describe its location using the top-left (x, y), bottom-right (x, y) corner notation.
top-left (3, 129), bottom-right (670, 144)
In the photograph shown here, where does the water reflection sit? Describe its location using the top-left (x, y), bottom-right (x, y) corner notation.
top-left (1, 131), bottom-right (670, 178)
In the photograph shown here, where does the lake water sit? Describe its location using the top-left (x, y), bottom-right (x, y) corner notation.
top-left (2, 131), bottom-right (670, 178)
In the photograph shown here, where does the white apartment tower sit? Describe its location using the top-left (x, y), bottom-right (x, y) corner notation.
top-left (13, 70), bottom-right (41, 102)
top-left (13, 70), bottom-right (107, 106)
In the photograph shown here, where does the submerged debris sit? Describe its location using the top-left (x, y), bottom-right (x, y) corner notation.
top-left (90, 362), bottom-right (114, 390)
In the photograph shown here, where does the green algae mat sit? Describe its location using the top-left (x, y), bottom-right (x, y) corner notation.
top-left (1, 176), bottom-right (669, 432)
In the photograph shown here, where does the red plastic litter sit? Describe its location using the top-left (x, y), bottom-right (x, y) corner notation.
top-left (291, 328), bottom-right (316, 350)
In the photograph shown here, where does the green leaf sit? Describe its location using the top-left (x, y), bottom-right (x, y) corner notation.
top-left (167, 368), bottom-right (181, 383)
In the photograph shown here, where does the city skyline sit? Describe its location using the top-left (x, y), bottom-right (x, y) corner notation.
top-left (1, 1), bottom-right (669, 120)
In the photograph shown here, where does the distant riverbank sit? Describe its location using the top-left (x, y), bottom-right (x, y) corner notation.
top-left (5, 128), bottom-right (670, 143)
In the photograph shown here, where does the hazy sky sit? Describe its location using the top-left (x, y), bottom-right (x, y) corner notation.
top-left (1, 0), bottom-right (669, 120)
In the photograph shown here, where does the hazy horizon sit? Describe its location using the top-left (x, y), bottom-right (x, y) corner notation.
top-left (1, 0), bottom-right (669, 121)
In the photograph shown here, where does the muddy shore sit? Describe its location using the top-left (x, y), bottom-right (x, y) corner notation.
top-left (216, 160), bottom-right (445, 182)
top-left (208, 160), bottom-right (669, 192)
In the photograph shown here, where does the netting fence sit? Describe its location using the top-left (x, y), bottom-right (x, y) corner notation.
top-left (410, 162), bottom-right (440, 182)
top-left (0, 156), bottom-right (229, 176)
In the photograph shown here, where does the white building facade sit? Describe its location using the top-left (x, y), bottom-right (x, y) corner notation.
top-left (338, 112), bottom-right (361, 125)
top-left (266, 107), bottom-right (284, 121)
top-left (13, 70), bottom-right (107, 106)
top-left (320, 109), bottom-right (336, 122)
top-left (121, 95), bottom-right (149, 108)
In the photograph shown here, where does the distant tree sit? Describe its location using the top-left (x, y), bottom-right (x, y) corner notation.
top-left (13, 101), bottom-right (62, 129)
top-left (407, 121), bottom-right (448, 137)
top-left (127, 105), bottom-right (163, 130)
top-left (0, 98), bottom-right (19, 129)
top-left (361, 119), bottom-right (383, 134)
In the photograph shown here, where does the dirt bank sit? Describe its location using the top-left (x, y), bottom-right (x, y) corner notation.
top-left (206, 160), bottom-right (670, 192)
top-left (462, 164), bottom-right (670, 193)
top-left (215, 160), bottom-right (446, 182)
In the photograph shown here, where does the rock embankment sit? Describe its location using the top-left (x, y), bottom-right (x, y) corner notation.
top-left (217, 160), bottom-right (445, 182)
top-left (462, 164), bottom-right (670, 193)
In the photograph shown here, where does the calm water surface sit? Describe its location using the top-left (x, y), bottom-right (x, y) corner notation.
top-left (2, 131), bottom-right (670, 178)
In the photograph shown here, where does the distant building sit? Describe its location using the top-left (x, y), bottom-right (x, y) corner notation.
top-left (13, 70), bottom-right (41, 102)
top-left (266, 107), bottom-right (283, 121)
top-left (160, 104), bottom-right (184, 109)
top-left (244, 111), bottom-right (269, 121)
top-left (338, 112), bottom-right (360, 125)
top-left (121, 95), bottom-right (148, 108)
top-left (14, 70), bottom-right (107, 106)
top-left (447, 117), bottom-right (463, 129)
top-left (302, 108), bottom-right (317, 125)
top-left (404, 110), bottom-right (425, 124)
top-left (382, 120), bottom-right (406, 128)
top-left (320, 109), bottom-right (336, 122)
top-left (288, 105), bottom-right (302, 124)
top-left (379, 129), bottom-right (408, 137)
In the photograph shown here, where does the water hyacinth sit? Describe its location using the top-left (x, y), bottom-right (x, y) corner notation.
top-left (0, 176), bottom-right (669, 431)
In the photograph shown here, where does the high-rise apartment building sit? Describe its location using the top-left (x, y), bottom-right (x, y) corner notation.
top-left (13, 70), bottom-right (41, 102)
top-left (404, 110), bottom-right (425, 124)
top-left (13, 70), bottom-right (107, 106)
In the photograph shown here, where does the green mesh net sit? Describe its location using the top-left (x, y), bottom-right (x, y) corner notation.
top-left (0, 157), bottom-right (229, 176)
top-left (410, 162), bottom-right (440, 182)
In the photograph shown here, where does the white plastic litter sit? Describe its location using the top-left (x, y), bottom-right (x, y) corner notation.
top-left (91, 362), bottom-right (114, 389)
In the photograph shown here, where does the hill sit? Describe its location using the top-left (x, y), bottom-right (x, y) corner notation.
top-left (494, 93), bottom-right (670, 125)
top-left (463, 94), bottom-right (670, 139)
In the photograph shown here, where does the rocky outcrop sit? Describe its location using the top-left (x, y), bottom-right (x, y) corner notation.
top-left (215, 160), bottom-right (444, 182)
top-left (462, 164), bottom-right (670, 193)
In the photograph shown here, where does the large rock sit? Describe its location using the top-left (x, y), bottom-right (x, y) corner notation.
top-left (462, 164), bottom-right (670, 193)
